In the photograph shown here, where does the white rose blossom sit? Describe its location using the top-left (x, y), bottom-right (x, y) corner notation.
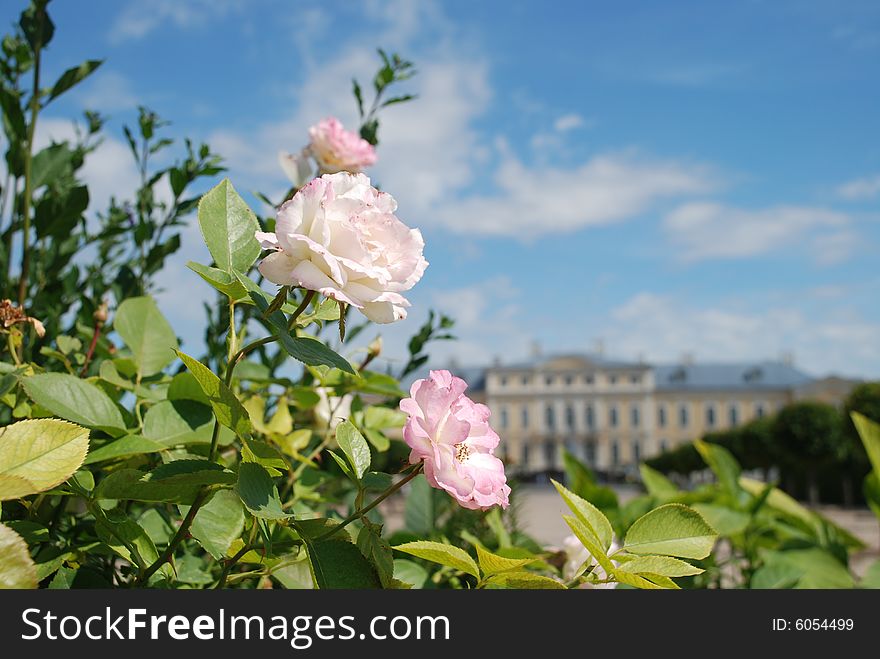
top-left (255, 172), bottom-right (428, 324)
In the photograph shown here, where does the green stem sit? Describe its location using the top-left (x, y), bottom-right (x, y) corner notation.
top-left (215, 522), bottom-right (258, 589)
top-left (135, 490), bottom-right (207, 586)
top-left (287, 290), bottom-right (316, 330)
top-left (17, 37), bottom-right (42, 307)
top-left (313, 464), bottom-right (423, 542)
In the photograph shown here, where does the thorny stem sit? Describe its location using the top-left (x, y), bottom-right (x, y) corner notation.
top-left (17, 30), bottom-right (41, 309)
top-left (313, 463), bottom-right (423, 543)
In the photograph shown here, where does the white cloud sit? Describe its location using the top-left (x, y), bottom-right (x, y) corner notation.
top-left (837, 173), bottom-right (880, 201)
top-left (663, 202), bottom-right (851, 262)
top-left (434, 147), bottom-right (717, 237)
top-left (75, 70), bottom-right (139, 112)
top-left (602, 292), bottom-right (880, 378)
top-left (108, 0), bottom-right (244, 43)
top-left (554, 113), bottom-right (585, 132)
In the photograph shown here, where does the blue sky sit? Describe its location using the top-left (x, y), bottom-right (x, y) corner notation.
top-left (6, 0), bottom-right (880, 377)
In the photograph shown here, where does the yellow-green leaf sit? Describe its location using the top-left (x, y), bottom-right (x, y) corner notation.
top-left (0, 419), bottom-right (90, 500)
top-left (486, 571), bottom-right (566, 589)
top-left (552, 479), bottom-right (613, 551)
top-left (475, 544), bottom-right (535, 577)
top-left (623, 504), bottom-right (717, 559)
top-left (0, 524), bottom-right (38, 589)
top-left (393, 541), bottom-right (480, 579)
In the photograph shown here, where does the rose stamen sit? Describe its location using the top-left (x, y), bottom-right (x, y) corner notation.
top-left (454, 442), bottom-right (471, 463)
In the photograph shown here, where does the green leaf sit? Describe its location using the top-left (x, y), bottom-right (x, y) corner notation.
top-left (759, 549), bottom-right (855, 589)
top-left (145, 460), bottom-right (235, 486)
top-left (143, 399), bottom-right (226, 447)
top-left (175, 351), bottom-right (251, 439)
top-left (0, 419), bottom-right (90, 500)
top-left (0, 524), bottom-right (38, 588)
top-left (188, 490), bottom-right (245, 560)
top-left (278, 334), bottom-right (355, 374)
top-left (562, 514), bottom-right (616, 574)
top-left (694, 439), bottom-right (742, 499)
top-left (0, 87), bottom-right (25, 139)
top-left (404, 474), bottom-right (435, 535)
top-left (306, 537), bottom-right (381, 589)
top-left (393, 541), bottom-right (480, 579)
top-left (751, 562), bottom-right (802, 589)
top-left (336, 421), bottom-right (370, 479)
top-left (83, 435), bottom-right (165, 465)
top-left (486, 571), bottom-right (566, 589)
top-left (48, 59), bottom-right (102, 102)
top-left (639, 464), bottom-right (680, 500)
top-left (393, 559), bottom-right (428, 589)
top-left (22, 373), bottom-right (126, 435)
top-left (860, 560), bottom-right (880, 589)
top-left (852, 412), bottom-right (880, 475)
top-left (475, 544), bottom-right (535, 577)
top-left (197, 178), bottom-right (260, 273)
top-left (94, 469), bottom-right (201, 504)
top-left (93, 507), bottom-right (165, 575)
top-left (187, 261), bottom-right (248, 300)
top-left (363, 406), bottom-right (407, 430)
top-left (623, 504), bottom-right (717, 560)
top-left (691, 503), bottom-right (751, 537)
top-left (115, 296), bottom-right (179, 378)
top-left (615, 555), bottom-right (703, 577)
top-left (357, 524), bottom-right (394, 588)
top-left (363, 428), bottom-right (390, 452)
top-left (235, 462), bottom-right (289, 519)
top-left (552, 479), bottom-right (613, 551)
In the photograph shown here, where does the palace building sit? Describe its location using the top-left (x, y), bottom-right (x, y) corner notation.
top-left (423, 353), bottom-right (843, 478)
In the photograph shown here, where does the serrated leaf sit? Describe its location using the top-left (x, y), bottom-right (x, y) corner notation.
top-left (475, 544), bottom-right (535, 577)
top-left (552, 479), bottom-right (613, 551)
top-left (393, 559), bottom-right (428, 589)
top-left (187, 261), bottom-right (248, 300)
top-left (563, 514), bottom-right (615, 574)
top-left (357, 524), bottom-right (394, 588)
top-left (197, 178), bottom-right (261, 273)
top-left (306, 537), bottom-right (381, 589)
top-left (0, 419), bottom-right (90, 500)
top-left (188, 490), bottom-right (245, 561)
top-left (22, 374), bottom-right (125, 435)
top-left (336, 421), bottom-right (370, 479)
top-left (175, 351), bottom-right (251, 439)
top-left (84, 435), bottom-right (165, 465)
top-left (94, 469), bottom-right (201, 504)
top-left (115, 296), bottom-right (178, 379)
top-left (487, 571), bottom-right (566, 589)
top-left (614, 555), bottom-right (703, 577)
top-left (393, 541), bottom-right (480, 579)
top-left (639, 463), bottom-right (680, 499)
top-left (623, 504), bottom-right (717, 559)
top-left (0, 524), bottom-right (38, 588)
top-left (278, 334), bottom-right (355, 374)
top-left (236, 462), bottom-right (289, 519)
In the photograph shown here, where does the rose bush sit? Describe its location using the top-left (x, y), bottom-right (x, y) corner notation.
top-left (2, 0), bottom-right (875, 592)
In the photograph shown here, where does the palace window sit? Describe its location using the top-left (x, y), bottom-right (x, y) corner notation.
top-left (609, 405), bottom-right (619, 427)
top-left (611, 440), bottom-right (620, 466)
top-left (679, 404), bottom-right (689, 428)
top-left (631, 404), bottom-right (640, 427)
top-left (521, 406), bottom-right (529, 429)
top-left (658, 405), bottom-right (667, 427)
top-left (706, 404), bottom-right (716, 428)
top-left (728, 404), bottom-right (738, 426)
top-left (585, 405), bottom-right (594, 430)
top-left (545, 405), bottom-right (555, 431)
top-left (565, 405), bottom-right (575, 431)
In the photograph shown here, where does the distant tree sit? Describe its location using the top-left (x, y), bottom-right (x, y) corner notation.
top-left (773, 402), bottom-right (845, 505)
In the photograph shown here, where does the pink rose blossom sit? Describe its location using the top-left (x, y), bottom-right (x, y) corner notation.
top-left (255, 172), bottom-right (427, 323)
top-left (400, 370), bottom-right (510, 510)
top-left (308, 117), bottom-right (377, 174)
